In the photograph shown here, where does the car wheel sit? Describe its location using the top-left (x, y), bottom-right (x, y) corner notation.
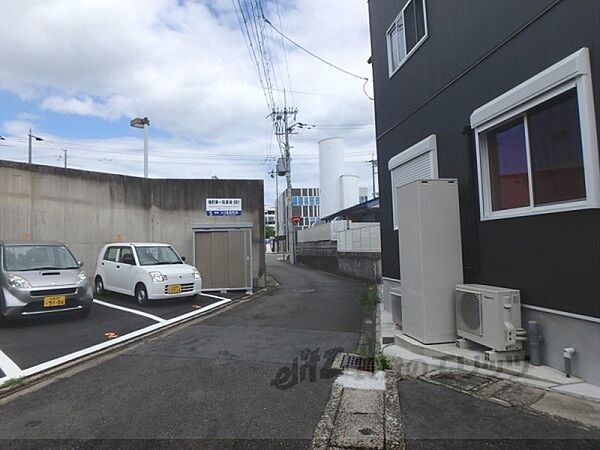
top-left (135, 284), bottom-right (150, 306)
top-left (95, 276), bottom-right (105, 296)
top-left (0, 312), bottom-right (8, 327)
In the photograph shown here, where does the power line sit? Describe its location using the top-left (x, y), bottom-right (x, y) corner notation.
top-left (274, 0), bottom-right (294, 106)
top-left (262, 15), bottom-right (368, 82)
top-left (271, 88), bottom-right (358, 99)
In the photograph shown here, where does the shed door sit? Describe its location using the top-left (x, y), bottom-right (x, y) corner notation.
top-left (194, 229), bottom-right (251, 290)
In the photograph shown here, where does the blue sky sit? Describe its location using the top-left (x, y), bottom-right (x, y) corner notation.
top-left (0, 0), bottom-right (376, 203)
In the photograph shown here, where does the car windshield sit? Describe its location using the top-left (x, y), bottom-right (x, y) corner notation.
top-left (135, 246), bottom-right (182, 266)
top-left (3, 245), bottom-right (79, 271)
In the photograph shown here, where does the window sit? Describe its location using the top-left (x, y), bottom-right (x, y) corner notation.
top-left (104, 247), bottom-right (119, 262)
top-left (118, 247), bottom-right (136, 265)
top-left (388, 135), bottom-right (438, 230)
top-left (472, 48), bottom-right (599, 220)
top-left (386, 0), bottom-right (427, 76)
top-left (135, 246), bottom-right (182, 266)
top-left (4, 245), bottom-right (78, 271)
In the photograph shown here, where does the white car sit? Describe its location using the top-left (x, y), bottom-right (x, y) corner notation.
top-left (94, 243), bottom-right (202, 305)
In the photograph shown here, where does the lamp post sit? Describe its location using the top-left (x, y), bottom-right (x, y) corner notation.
top-left (130, 117), bottom-right (150, 178)
top-left (28, 128), bottom-right (43, 164)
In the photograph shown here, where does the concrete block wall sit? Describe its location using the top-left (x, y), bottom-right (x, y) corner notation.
top-left (296, 241), bottom-right (381, 283)
top-left (0, 161), bottom-right (266, 289)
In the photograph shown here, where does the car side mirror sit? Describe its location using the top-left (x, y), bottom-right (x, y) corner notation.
top-left (78, 261), bottom-right (84, 268)
top-left (181, 256), bottom-right (186, 262)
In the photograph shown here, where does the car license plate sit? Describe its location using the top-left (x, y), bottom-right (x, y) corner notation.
top-left (167, 285), bottom-right (182, 294)
top-left (43, 296), bottom-right (66, 307)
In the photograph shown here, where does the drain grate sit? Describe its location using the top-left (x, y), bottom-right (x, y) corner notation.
top-left (340, 354), bottom-right (375, 372)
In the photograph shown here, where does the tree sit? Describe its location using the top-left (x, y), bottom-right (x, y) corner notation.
top-left (265, 226), bottom-right (276, 239)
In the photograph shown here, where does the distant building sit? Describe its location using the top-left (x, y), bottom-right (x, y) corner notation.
top-left (264, 205), bottom-right (276, 231)
top-left (276, 187), bottom-right (320, 236)
top-left (359, 187), bottom-right (369, 204)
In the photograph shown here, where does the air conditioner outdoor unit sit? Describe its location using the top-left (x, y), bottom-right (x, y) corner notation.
top-left (455, 284), bottom-right (526, 354)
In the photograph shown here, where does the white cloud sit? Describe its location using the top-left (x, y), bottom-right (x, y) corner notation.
top-left (0, 0), bottom-right (376, 204)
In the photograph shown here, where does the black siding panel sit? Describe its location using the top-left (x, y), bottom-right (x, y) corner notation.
top-left (369, 0), bottom-right (600, 317)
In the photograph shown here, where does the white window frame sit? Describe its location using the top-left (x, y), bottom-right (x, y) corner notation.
top-left (388, 134), bottom-right (439, 230)
top-left (471, 48), bottom-right (600, 221)
top-left (386, 0), bottom-right (429, 77)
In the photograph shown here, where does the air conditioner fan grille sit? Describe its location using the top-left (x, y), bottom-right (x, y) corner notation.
top-left (456, 290), bottom-right (482, 335)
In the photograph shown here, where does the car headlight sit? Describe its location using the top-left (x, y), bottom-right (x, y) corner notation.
top-left (193, 269), bottom-right (201, 280)
top-left (76, 271), bottom-right (88, 286)
top-left (7, 274), bottom-right (31, 289)
top-left (150, 272), bottom-right (166, 282)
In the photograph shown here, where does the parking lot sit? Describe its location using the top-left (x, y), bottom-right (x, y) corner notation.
top-left (0, 290), bottom-right (243, 382)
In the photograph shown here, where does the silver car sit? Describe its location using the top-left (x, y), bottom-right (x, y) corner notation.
top-left (0, 241), bottom-right (93, 324)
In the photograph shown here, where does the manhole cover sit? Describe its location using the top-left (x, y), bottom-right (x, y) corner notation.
top-left (340, 354), bottom-right (375, 372)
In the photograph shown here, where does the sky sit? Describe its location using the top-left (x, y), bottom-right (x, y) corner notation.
top-left (0, 0), bottom-right (377, 205)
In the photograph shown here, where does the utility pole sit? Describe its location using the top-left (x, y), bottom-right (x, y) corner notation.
top-left (367, 157), bottom-right (378, 199)
top-left (272, 99), bottom-right (298, 263)
top-left (269, 168), bottom-right (280, 252)
top-left (61, 148), bottom-right (68, 169)
top-left (28, 128), bottom-right (43, 164)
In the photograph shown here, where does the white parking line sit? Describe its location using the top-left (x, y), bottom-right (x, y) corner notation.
top-left (200, 292), bottom-right (231, 301)
top-left (21, 297), bottom-right (232, 378)
top-left (0, 348), bottom-right (22, 381)
top-left (93, 299), bottom-right (167, 323)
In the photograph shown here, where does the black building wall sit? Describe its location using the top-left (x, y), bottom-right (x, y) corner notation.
top-left (369, 0), bottom-right (600, 317)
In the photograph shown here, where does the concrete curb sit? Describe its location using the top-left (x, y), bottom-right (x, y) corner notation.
top-left (311, 383), bottom-right (344, 449)
top-left (393, 332), bottom-right (580, 385)
top-left (384, 371), bottom-right (404, 449)
top-left (311, 372), bottom-right (404, 450)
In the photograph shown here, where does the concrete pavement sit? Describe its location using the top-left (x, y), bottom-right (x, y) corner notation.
top-left (0, 254), bottom-right (366, 446)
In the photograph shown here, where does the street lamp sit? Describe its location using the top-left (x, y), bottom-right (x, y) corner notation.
top-left (130, 117), bottom-right (150, 178)
top-left (28, 128), bottom-right (43, 164)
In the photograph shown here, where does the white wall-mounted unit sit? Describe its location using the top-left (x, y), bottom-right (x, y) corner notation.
top-left (397, 179), bottom-right (463, 344)
top-left (455, 284), bottom-right (525, 352)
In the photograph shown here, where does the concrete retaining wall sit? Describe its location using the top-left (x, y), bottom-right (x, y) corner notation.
top-left (0, 161), bottom-right (265, 289)
top-left (297, 241), bottom-right (381, 283)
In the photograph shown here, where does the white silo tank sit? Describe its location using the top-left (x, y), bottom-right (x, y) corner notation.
top-left (339, 174), bottom-right (360, 210)
top-left (318, 138), bottom-right (345, 218)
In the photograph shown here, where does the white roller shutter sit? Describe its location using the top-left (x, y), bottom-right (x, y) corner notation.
top-left (388, 135), bottom-right (438, 230)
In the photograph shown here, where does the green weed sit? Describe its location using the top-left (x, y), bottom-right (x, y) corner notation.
top-left (359, 285), bottom-right (381, 311)
top-left (0, 377), bottom-right (25, 390)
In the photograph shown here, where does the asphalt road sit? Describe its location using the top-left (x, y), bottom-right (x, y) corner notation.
top-left (399, 378), bottom-right (600, 449)
top-left (0, 291), bottom-right (237, 373)
top-left (0, 255), bottom-right (366, 446)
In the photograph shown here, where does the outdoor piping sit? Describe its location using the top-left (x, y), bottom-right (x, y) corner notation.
top-left (563, 347), bottom-right (576, 377)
